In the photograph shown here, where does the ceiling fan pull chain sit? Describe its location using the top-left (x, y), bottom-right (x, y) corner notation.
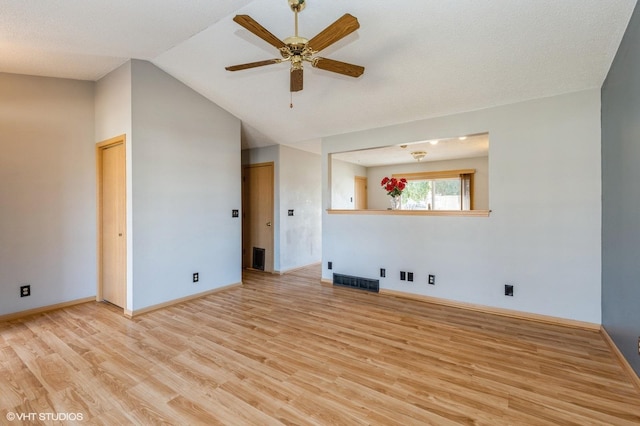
top-left (290, 92), bottom-right (294, 109)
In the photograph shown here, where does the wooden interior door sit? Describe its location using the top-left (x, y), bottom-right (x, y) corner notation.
top-left (98, 137), bottom-right (126, 309)
top-left (354, 176), bottom-right (368, 209)
top-left (242, 163), bottom-right (274, 272)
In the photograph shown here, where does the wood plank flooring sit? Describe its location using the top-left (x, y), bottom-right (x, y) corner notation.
top-left (1, 264), bottom-right (639, 425)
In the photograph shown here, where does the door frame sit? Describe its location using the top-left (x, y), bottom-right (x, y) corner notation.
top-left (242, 162), bottom-right (275, 272)
top-left (96, 135), bottom-right (127, 310)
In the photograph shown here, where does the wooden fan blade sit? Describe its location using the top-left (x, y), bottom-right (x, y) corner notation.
top-left (233, 15), bottom-right (286, 50)
top-left (290, 68), bottom-right (303, 92)
top-left (225, 59), bottom-right (282, 72)
top-left (312, 57), bottom-right (364, 78)
top-left (307, 14), bottom-right (360, 53)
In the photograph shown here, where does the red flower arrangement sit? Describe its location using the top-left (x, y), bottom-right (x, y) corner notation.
top-left (381, 176), bottom-right (407, 197)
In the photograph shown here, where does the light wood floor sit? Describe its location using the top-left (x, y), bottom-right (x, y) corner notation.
top-left (1, 265), bottom-right (639, 425)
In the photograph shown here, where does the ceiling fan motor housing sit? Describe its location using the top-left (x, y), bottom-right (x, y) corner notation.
top-left (288, 0), bottom-right (306, 12)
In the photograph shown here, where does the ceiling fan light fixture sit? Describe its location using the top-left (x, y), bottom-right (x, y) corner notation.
top-left (411, 151), bottom-right (427, 161)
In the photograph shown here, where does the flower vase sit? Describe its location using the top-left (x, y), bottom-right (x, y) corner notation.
top-left (390, 195), bottom-right (401, 210)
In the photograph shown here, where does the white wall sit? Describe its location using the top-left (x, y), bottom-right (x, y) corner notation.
top-left (322, 90), bottom-right (602, 323)
top-left (0, 73), bottom-right (96, 315)
top-left (330, 158), bottom-right (367, 209)
top-left (279, 145), bottom-right (322, 272)
top-left (130, 60), bottom-right (241, 311)
top-left (367, 156), bottom-right (489, 210)
top-left (95, 61), bottom-right (134, 310)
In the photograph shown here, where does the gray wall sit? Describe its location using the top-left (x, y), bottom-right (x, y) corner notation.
top-left (0, 73), bottom-right (96, 315)
top-left (130, 60), bottom-right (241, 311)
top-left (602, 2), bottom-right (640, 375)
top-left (323, 90), bottom-right (602, 323)
top-left (1, 62), bottom-right (243, 316)
top-left (95, 61), bottom-right (132, 142)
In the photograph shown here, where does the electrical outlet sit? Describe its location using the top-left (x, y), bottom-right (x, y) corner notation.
top-left (637, 337), bottom-right (640, 355)
top-left (232, 209), bottom-right (239, 218)
top-left (20, 285), bottom-right (30, 297)
top-left (380, 268), bottom-right (386, 278)
top-left (328, 261), bottom-right (333, 270)
top-left (288, 209), bottom-right (294, 216)
top-left (407, 272), bottom-right (414, 282)
top-left (428, 274), bottom-right (436, 285)
top-left (193, 273), bottom-right (199, 283)
top-left (505, 284), bottom-right (514, 296)
top-left (400, 271), bottom-right (406, 281)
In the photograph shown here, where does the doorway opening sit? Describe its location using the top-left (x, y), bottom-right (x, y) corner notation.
top-left (242, 162), bottom-right (274, 272)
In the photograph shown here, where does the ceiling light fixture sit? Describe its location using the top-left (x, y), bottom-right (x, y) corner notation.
top-left (429, 140), bottom-right (439, 145)
top-left (459, 136), bottom-right (467, 140)
top-left (411, 151), bottom-right (427, 161)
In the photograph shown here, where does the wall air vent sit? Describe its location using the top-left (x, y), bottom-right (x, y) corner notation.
top-left (252, 247), bottom-right (265, 271)
top-left (333, 273), bottom-right (379, 293)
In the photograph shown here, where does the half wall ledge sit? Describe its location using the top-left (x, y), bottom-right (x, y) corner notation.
top-left (327, 209), bottom-right (491, 217)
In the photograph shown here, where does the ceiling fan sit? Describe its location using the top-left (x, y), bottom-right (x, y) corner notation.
top-left (225, 0), bottom-right (364, 94)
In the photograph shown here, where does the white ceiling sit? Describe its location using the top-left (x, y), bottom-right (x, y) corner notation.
top-left (1, 1), bottom-right (637, 152)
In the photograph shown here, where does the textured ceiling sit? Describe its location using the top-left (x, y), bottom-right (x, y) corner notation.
top-left (1, 1), bottom-right (636, 152)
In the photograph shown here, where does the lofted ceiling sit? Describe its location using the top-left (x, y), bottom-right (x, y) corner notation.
top-left (1, 1), bottom-right (637, 152)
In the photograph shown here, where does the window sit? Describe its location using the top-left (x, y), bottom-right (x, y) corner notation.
top-left (393, 169), bottom-right (475, 210)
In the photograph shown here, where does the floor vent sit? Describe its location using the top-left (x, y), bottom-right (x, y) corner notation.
top-left (333, 273), bottom-right (379, 293)
top-left (252, 247), bottom-right (265, 271)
